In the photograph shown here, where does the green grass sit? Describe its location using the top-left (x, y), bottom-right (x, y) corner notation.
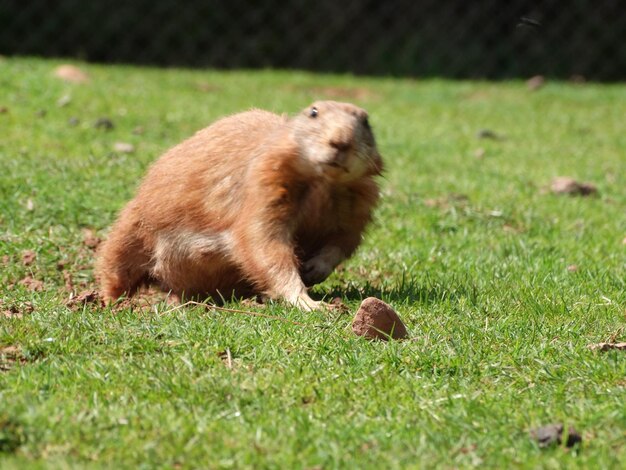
top-left (1, 57), bottom-right (625, 469)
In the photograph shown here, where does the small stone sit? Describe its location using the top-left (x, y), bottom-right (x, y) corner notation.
top-left (551, 177), bottom-right (597, 196)
top-left (94, 117), bottom-right (114, 130)
top-left (352, 297), bottom-right (408, 340)
top-left (526, 75), bottom-right (545, 91)
top-left (113, 142), bottom-right (135, 153)
top-left (530, 423), bottom-right (582, 448)
top-left (476, 129), bottom-right (502, 140)
top-left (68, 117), bottom-right (80, 127)
top-left (566, 264), bottom-right (578, 272)
top-left (474, 147), bottom-right (485, 159)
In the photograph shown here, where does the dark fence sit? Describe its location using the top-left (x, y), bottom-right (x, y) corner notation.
top-left (2, 0), bottom-right (625, 80)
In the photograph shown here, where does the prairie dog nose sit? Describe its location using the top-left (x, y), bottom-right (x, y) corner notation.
top-left (329, 139), bottom-right (352, 152)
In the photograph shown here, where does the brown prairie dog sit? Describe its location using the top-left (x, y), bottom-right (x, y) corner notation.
top-left (96, 101), bottom-right (383, 310)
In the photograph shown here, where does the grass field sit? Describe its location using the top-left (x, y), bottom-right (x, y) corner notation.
top-left (1, 57), bottom-right (625, 468)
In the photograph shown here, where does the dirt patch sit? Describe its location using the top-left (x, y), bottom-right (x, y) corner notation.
top-left (194, 82), bottom-right (222, 93)
top-left (62, 270), bottom-right (74, 292)
top-left (550, 177), bottom-right (598, 196)
top-left (17, 276), bottom-right (44, 292)
top-left (21, 250), bottom-right (36, 266)
top-left (0, 345), bottom-right (26, 372)
top-left (1, 301), bottom-right (34, 319)
top-left (82, 228), bottom-right (102, 250)
top-left (423, 193), bottom-right (469, 210)
top-left (587, 342), bottom-right (626, 352)
top-left (53, 64), bottom-right (90, 84)
top-left (66, 290), bottom-right (105, 310)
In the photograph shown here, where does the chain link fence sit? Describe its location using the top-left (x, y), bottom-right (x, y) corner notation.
top-left (2, 0), bottom-right (625, 80)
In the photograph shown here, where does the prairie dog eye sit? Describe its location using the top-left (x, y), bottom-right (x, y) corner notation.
top-left (309, 107), bottom-right (319, 118)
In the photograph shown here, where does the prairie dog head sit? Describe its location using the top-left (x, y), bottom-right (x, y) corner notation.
top-left (290, 101), bottom-right (383, 182)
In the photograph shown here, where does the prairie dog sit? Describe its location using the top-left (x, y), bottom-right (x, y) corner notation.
top-left (96, 101), bottom-right (383, 310)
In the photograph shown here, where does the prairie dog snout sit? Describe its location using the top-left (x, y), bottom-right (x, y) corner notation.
top-left (292, 102), bottom-right (380, 182)
top-left (96, 101), bottom-right (383, 310)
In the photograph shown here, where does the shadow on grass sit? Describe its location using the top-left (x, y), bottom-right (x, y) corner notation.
top-left (315, 276), bottom-right (479, 307)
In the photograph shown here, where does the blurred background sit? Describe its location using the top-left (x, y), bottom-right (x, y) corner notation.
top-left (2, 0), bottom-right (625, 80)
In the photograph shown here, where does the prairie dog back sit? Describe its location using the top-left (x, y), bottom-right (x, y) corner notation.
top-left (96, 101), bottom-right (383, 310)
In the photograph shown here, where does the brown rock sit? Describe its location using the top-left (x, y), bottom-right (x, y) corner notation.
top-left (550, 177), bottom-right (597, 196)
top-left (352, 297), bottom-right (408, 340)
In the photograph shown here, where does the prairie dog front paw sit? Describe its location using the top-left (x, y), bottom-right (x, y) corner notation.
top-left (301, 245), bottom-right (344, 287)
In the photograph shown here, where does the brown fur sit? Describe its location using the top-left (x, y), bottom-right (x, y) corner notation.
top-left (96, 101), bottom-right (383, 310)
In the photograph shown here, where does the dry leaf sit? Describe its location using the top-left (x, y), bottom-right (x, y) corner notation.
top-left (113, 142), bottom-right (135, 153)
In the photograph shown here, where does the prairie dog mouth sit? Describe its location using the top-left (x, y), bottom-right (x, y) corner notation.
top-left (326, 160), bottom-right (349, 172)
